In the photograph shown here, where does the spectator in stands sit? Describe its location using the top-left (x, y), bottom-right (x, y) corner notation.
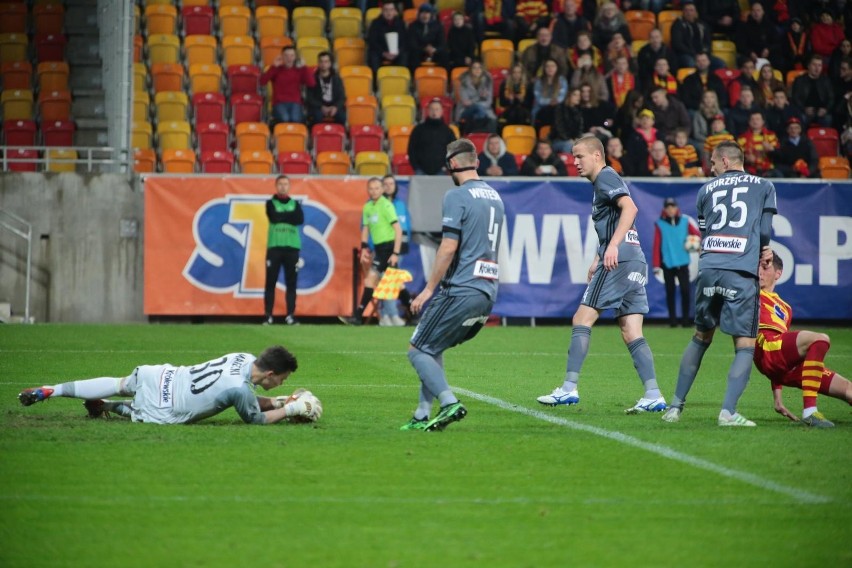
top-left (407, 99), bottom-right (457, 175)
top-left (648, 57), bottom-right (678, 99)
top-left (770, 117), bottom-right (819, 178)
top-left (467, 0), bottom-right (517, 45)
top-left (670, 1), bottom-right (715, 70)
top-left (570, 53), bottom-right (609, 103)
top-left (737, 110), bottom-right (780, 177)
top-left (612, 90), bottom-right (644, 141)
top-left (551, 0), bottom-right (591, 51)
top-left (809, 8), bottom-right (845, 61)
top-left (521, 26), bottom-right (568, 79)
top-left (577, 81), bottom-right (615, 142)
top-left (498, 63), bottom-right (534, 127)
top-left (447, 12), bottom-right (477, 71)
top-left (828, 39), bottom-right (852, 84)
top-left (305, 52), bottom-right (346, 128)
top-left (477, 133), bottom-right (519, 176)
top-left (551, 87), bottom-right (583, 153)
top-left (679, 51), bottom-right (730, 112)
top-left (791, 54), bottom-right (835, 128)
top-left (736, 2), bottom-right (781, 69)
top-left (606, 54), bottom-right (635, 109)
top-left (367, 3), bottom-right (409, 78)
top-left (568, 30), bottom-right (602, 73)
top-left (697, 0), bottom-right (740, 41)
top-left (603, 33), bottom-right (633, 76)
top-left (623, 108), bottom-right (657, 175)
top-left (455, 60), bottom-right (497, 134)
top-left (591, 2), bottom-right (630, 52)
top-left (692, 90), bottom-right (723, 152)
top-left (514, 0), bottom-right (550, 42)
top-left (781, 17), bottom-right (810, 73)
top-left (668, 128), bottom-right (703, 177)
top-left (647, 85), bottom-right (691, 144)
top-left (833, 58), bottom-right (852, 128)
top-left (765, 87), bottom-right (805, 137)
top-left (605, 136), bottom-right (625, 174)
top-left (637, 29), bottom-right (677, 93)
top-left (407, 3), bottom-right (448, 71)
top-left (520, 140), bottom-right (568, 176)
top-left (532, 58), bottom-right (568, 132)
top-left (260, 46), bottom-right (315, 126)
top-left (727, 85), bottom-right (760, 136)
top-left (703, 114), bottom-right (735, 163)
top-left (727, 58), bottom-right (758, 109)
top-left (646, 139), bottom-right (682, 177)
top-left (754, 61), bottom-right (785, 109)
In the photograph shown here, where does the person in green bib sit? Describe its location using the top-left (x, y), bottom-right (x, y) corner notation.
top-left (265, 175), bottom-right (304, 325)
top-left (340, 177), bottom-right (403, 326)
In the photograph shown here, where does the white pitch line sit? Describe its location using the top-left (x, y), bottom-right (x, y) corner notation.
top-left (454, 387), bottom-right (832, 505)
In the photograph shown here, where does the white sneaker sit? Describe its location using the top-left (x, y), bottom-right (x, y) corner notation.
top-left (536, 387), bottom-right (580, 406)
top-left (625, 397), bottom-right (667, 414)
top-left (390, 315), bottom-right (406, 327)
top-left (379, 315), bottom-right (392, 327)
top-left (718, 410), bottom-right (756, 427)
top-left (661, 407), bottom-right (682, 423)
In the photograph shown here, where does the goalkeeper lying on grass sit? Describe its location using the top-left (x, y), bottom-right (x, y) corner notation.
top-left (18, 345), bottom-right (322, 425)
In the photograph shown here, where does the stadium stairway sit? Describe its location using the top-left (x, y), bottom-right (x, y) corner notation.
top-left (66, 0), bottom-right (107, 147)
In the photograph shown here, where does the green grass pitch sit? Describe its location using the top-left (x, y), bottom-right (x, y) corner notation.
top-left (1, 323), bottom-right (850, 567)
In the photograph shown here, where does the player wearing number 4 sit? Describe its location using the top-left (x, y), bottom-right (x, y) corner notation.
top-left (662, 141), bottom-right (777, 427)
top-left (17, 346), bottom-right (323, 425)
top-left (402, 139), bottom-right (505, 432)
top-left (537, 135), bottom-right (667, 415)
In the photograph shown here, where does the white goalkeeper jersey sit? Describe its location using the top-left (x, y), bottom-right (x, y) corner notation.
top-left (130, 353), bottom-right (264, 425)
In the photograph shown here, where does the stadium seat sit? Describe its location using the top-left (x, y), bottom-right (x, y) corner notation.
top-left (657, 10), bottom-right (681, 46)
top-left (364, 7), bottom-right (382, 31)
top-left (480, 39), bottom-right (513, 71)
top-left (145, 4), bottom-right (178, 35)
top-left (227, 64), bottom-right (260, 95)
top-left (34, 33), bottom-right (66, 63)
top-left (192, 92), bottom-right (226, 124)
top-left (33, 3), bottom-right (64, 35)
top-left (711, 40), bottom-right (737, 69)
top-left (7, 148), bottom-right (39, 172)
top-left (490, 67), bottom-right (509, 104)
top-left (437, 0), bottom-right (464, 11)
top-left (419, 95), bottom-right (453, 125)
top-left (377, 66), bottom-right (411, 97)
top-left (219, 0), bottom-right (247, 6)
top-left (296, 37), bottom-right (330, 68)
top-left (256, 6), bottom-right (288, 39)
top-left (3, 119), bottom-right (37, 146)
top-left (292, 7), bottom-right (326, 40)
top-left (330, 7), bottom-right (362, 39)
top-left (162, 148), bottom-right (196, 173)
top-left (467, 131), bottom-right (490, 153)
top-left (312, 123), bottom-right (347, 155)
top-left (346, 95), bottom-right (379, 127)
top-left (273, 122), bottom-right (309, 153)
top-left (676, 67), bottom-right (695, 83)
top-left (517, 38), bottom-right (537, 54)
top-left (37, 61), bottom-right (69, 92)
top-left (134, 148), bottom-right (157, 173)
top-left (235, 122), bottom-right (270, 153)
top-left (42, 120), bottom-right (75, 146)
top-left (38, 90), bottom-right (71, 121)
top-left (786, 69), bottom-right (806, 89)
top-left (157, 120), bottom-right (192, 152)
top-left (502, 125), bottom-right (536, 156)
top-left (230, 92), bottom-right (263, 124)
top-left (254, 0), bottom-right (280, 6)
top-left (154, 91), bottom-right (189, 122)
top-left (147, 34), bottom-right (181, 65)
top-left (450, 66), bottom-right (467, 100)
top-left (278, 151), bottom-right (312, 174)
top-left (449, 123), bottom-right (460, 138)
top-left (0, 4), bottom-right (27, 35)
top-left (1, 61), bottom-right (33, 90)
top-left (45, 148), bottom-right (77, 173)
top-left (0, 33), bottom-right (28, 64)
top-left (387, 124), bottom-right (413, 156)
top-left (133, 62), bottom-right (148, 92)
top-left (196, 121), bottom-right (230, 153)
top-left (381, 95), bottom-right (416, 129)
top-left (558, 153), bottom-right (579, 176)
top-left (714, 68), bottom-right (741, 90)
top-left (631, 39), bottom-right (648, 54)
top-left (1, 89), bottom-right (33, 120)
top-left (184, 35), bottom-right (217, 66)
top-left (334, 37), bottom-right (366, 68)
top-left (219, 5), bottom-right (251, 37)
top-left (809, 127), bottom-right (840, 158)
top-left (132, 121), bottom-right (153, 149)
top-left (625, 10), bottom-right (655, 41)
top-left (133, 90), bottom-right (150, 121)
top-left (350, 124), bottom-right (384, 155)
top-left (151, 62), bottom-right (185, 93)
top-left (200, 149), bottom-right (235, 173)
top-left (819, 156), bottom-right (850, 179)
top-left (415, 65), bottom-right (448, 101)
top-left (260, 36), bottom-right (294, 67)
top-left (315, 151), bottom-right (351, 175)
top-left (355, 151), bottom-right (390, 176)
top-left (341, 66), bottom-right (374, 98)
top-left (222, 35), bottom-right (255, 68)
top-left (391, 153), bottom-right (413, 175)
top-left (134, 34), bottom-right (143, 63)
top-left (189, 63), bottom-right (222, 94)
top-left (239, 150), bottom-right (275, 174)
top-left (182, 5), bottom-right (214, 36)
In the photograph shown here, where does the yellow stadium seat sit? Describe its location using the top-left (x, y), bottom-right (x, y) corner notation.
top-left (364, 7), bottom-right (382, 31)
top-left (657, 10), bottom-right (681, 46)
top-left (134, 62), bottom-right (148, 92)
top-left (381, 94), bottom-right (416, 129)
top-left (219, 5), bottom-right (251, 37)
top-left (183, 0), bottom-right (211, 6)
top-left (219, 0), bottom-right (246, 6)
top-left (676, 67), bottom-right (695, 83)
top-left (239, 150), bottom-right (275, 174)
top-left (236, 122), bottom-right (270, 153)
top-left (631, 39), bottom-right (648, 54)
top-left (255, 6), bottom-right (288, 39)
top-left (625, 10), bottom-right (655, 41)
top-left (316, 151), bottom-right (351, 175)
top-left (387, 124), bottom-right (413, 156)
top-left (415, 65), bottom-right (448, 100)
top-left (0, 33), bottom-right (28, 64)
top-left (46, 149), bottom-right (77, 173)
top-left (189, 63), bottom-right (222, 94)
top-left (341, 65), bottom-right (373, 97)
top-left (480, 39), bottom-right (514, 71)
top-left (147, 34), bottom-right (181, 65)
top-left (436, 0), bottom-right (464, 11)
top-left (260, 36), bottom-right (294, 67)
top-left (162, 148), bottom-right (196, 173)
top-left (296, 36), bottom-right (330, 68)
top-left (517, 38), bottom-right (537, 54)
top-left (712, 40), bottom-right (737, 69)
top-left (292, 7), bottom-right (326, 40)
top-left (154, 91), bottom-right (189, 122)
top-left (37, 61), bottom-right (69, 92)
top-left (222, 35), bottom-right (255, 67)
top-left (274, 122), bottom-right (309, 153)
top-left (334, 37), bottom-right (366, 68)
top-left (502, 125), bottom-right (536, 156)
top-left (1, 89), bottom-right (33, 120)
top-left (132, 121), bottom-right (153, 149)
top-left (355, 151), bottom-right (390, 176)
top-left (377, 66), bottom-right (411, 97)
top-left (184, 35), bottom-right (217, 66)
top-left (145, 4), bottom-right (178, 35)
top-left (330, 7), bottom-right (362, 39)
top-left (151, 62), bottom-right (185, 93)
top-left (346, 95), bottom-right (379, 127)
top-left (133, 90), bottom-right (150, 122)
top-left (157, 120), bottom-right (192, 151)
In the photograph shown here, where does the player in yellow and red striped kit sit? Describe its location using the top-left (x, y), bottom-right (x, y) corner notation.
top-left (755, 252), bottom-right (852, 427)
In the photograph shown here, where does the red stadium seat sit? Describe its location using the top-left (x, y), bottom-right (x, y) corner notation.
top-left (558, 153), bottom-right (578, 176)
top-left (42, 120), bottom-right (75, 146)
top-left (515, 153), bottom-right (526, 170)
top-left (35, 34), bottom-right (67, 63)
top-left (3, 119), bottom-right (37, 146)
top-left (278, 151), bottom-right (313, 174)
top-left (192, 92), bottom-right (226, 124)
top-left (230, 92), bottom-right (263, 125)
top-left (33, 3), bottom-right (65, 35)
top-left (1, 61), bottom-right (33, 90)
top-left (0, 3), bottom-right (27, 34)
top-left (349, 124), bottom-right (384, 155)
top-left (196, 121), bottom-right (230, 153)
top-left (467, 132), bottom-right (490, 153)
top-left (714, 68), bottom-right (741, 90)
top-left (200, 150), bottom-right (235, 173)
top-left (311, 123), bottom-right (346, 155)
top-left (808, 127), bottom-right (840, 158)
top-left (7, 148), bottom-right (38, 172)
top-left (391, 153), bottom-right (413, 175)
top-left (182, 5), bottom-right (214, 36)
top-left (227, 64), bottom-right (261, 95)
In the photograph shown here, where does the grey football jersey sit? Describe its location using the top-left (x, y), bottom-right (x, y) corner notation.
top-left (441, 179), bottom-right (505, 301)
top-left (592, 167), bottom-right (646, 262)
top-left (696, 170), bottom-right (777, 276)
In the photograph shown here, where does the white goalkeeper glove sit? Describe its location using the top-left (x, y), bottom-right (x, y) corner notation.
top-left (276, 390), bottom-right (323, 422)
top-left (273, 388), bottom-right (313, 409)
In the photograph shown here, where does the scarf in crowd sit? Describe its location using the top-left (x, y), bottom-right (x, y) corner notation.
top-left (484, 0), bottom-right (504, 24)
top-left (652, 73), bottom-right (678, 96)
top-left (610, 72), bottom-right (634, 108)
top-left (648, 152), bottom-right (672, 173)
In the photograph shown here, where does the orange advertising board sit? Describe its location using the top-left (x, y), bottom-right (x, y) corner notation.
top-left (144, 176), bottom-right (367, 316)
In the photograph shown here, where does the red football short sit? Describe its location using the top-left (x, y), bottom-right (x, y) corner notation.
top-left (755, 331), bottom-right (836, 392)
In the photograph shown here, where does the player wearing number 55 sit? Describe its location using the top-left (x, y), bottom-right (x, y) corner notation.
top-left (17, 346), bottom-right (322, 425)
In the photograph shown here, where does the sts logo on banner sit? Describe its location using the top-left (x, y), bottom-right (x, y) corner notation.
top-left (183, 195), bottom-right (336, 297)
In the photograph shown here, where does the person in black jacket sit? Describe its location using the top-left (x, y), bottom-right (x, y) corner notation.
top-left (520, 140), bottom-right (568, 176)
top-left (791, 54), bottom-right (835, 128)
top-left (407, 99), bottom-right (457, 175)
top-left (679, 51), bottom-right (729, 112)
top-left (670, 2), bottom-right (717, 70)
top-left (367, 3), bottom-right (408, 78)
top-left (305, 52), bottom-right (346, 127)
top-left (770, 117), bottom-right (819, 178)
top-left (551, 0), bottom-right (591, 50)
top-left (446, 11), bottom-right (476, 70)
top-left (406, 3), bottom-right (448, 71)
top-left (637, 29), bottom-right (678, 92)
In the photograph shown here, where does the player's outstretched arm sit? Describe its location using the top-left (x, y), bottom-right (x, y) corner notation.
top-left (772, 385), bottom-right (799, 421)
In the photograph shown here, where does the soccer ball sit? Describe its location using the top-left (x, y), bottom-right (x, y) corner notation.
top-left (684, 234), bottom-right (701, 252)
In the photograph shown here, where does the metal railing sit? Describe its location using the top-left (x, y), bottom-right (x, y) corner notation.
top-left (1, 146), bottom-right (130, 173)
top-left (0, 209), bottom-right (33, 324)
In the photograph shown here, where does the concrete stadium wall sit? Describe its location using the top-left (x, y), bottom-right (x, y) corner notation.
top-left (0, 173), bottom-right (144, 323)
